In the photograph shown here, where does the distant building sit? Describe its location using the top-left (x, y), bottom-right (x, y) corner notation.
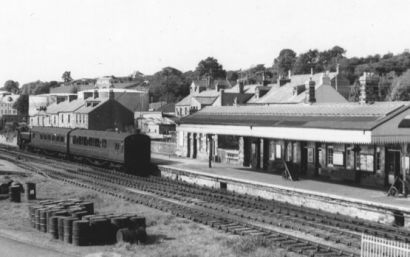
top-left (135, 112), bottom-right (176, 140)
top-left (29, 93), bottom-right (77, 126)
top-left (176, 78), bottom-right (253, 117)
top-left (0, 92), bottom-right (20, 128)
top-left (247, 71), bottom-right (348, 104)
top-left (78, 88), bottom-right (149, 112)
top-left (30, 90), bottom-right (134, 131)
top-left (50, 74), bottom-right (149, 94)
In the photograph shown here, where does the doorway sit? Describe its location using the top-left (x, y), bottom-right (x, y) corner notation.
top-left (385, 149), bottom-right (401, 186)
top-left (250, 139), bottom-right (260, 169)
top-left (187, 133), bottom-right (191, 158)
top-left (300, 142), bottom-right (308, 176)
top-left (192, 133), bottom-right (197, 159)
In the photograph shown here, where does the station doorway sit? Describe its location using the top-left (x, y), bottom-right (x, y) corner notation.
top-left (385, 149), bottom-right (401, 186)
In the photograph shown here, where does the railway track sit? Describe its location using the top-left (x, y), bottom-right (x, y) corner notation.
top-left (1, 147), bottom-right (409, 256)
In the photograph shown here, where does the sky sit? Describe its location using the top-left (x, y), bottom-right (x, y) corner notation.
top-left (1, 0), bottom-right (410, 85)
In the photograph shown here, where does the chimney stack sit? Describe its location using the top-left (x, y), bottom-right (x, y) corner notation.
top-left (93, 89), bottom-right (99, 99)
top-left (109, 89), bottom-right (115, 100)
top-left (359, 72), bottom-right (367, 105)
top-left (306, 78), bottom-right (316, 104)
top-left (239, 82), bottom-right (244, 94)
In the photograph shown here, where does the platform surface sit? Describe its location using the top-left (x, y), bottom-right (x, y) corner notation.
top-left (152, 153), bottom-right (410, 212)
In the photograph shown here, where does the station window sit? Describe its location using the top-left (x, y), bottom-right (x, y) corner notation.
top-left (88, 137), bottom-right (94, 146)
top-left (102, 139), bottom-right (107, 148)
top-left (376, 147), bottom-right (381, 171)
top-left (327, 146), bottom-right (334, 166)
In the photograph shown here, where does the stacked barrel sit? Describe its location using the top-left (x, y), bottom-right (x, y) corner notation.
top-left (28, 199), bottom-right (147, 246)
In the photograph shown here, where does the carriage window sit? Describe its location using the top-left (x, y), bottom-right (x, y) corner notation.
top-left (119, 142), bottom-right (124, 153)
top-left (102, 139), bottom-right (107, 148)
top-left (73, 136), bottom-right (77, 144)
top-left (88, 137), bottom-right (93, 146)
top-left (95, 138), bottom-right (100, 147)
top-left (47, 135), bottom-right (51, 140)
top-left (84, 137), bottom-right (88, 146)
top-left (114, 143), bottom-right (120, 151)
top-left (52, 135), bottom-right (56, 141)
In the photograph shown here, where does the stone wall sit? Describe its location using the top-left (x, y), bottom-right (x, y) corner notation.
top-left (158, 165), bottom-right (410, 227)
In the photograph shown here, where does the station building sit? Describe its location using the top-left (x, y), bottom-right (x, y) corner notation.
top-left (176, 77), bottom-right (410, 189)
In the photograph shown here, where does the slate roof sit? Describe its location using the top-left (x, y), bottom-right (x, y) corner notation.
top-left (176, 95), bottom-right (193, 106)
top-left (194, 96), bottom-right (218, 106)
top-left (76, 98), bottom-right (109, 114)
top-left (249, 72), bottom-right (339, 104)
top-left (219, 93), bottom-right (254, 106)
top-left (46, 98), bottom-right (85, 114)
top-left (180, 102), bottom-right (410, 130)
top-left (225, 84), bottom-right (261, 94)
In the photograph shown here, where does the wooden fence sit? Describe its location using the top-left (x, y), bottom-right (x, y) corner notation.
top-left (361, 234), bottom-right (410, 257)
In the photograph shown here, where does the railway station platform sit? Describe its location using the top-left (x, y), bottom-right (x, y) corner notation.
top-left (152, 153), bottom-right (410, 228)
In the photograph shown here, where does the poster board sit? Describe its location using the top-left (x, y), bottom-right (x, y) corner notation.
top-left (275, 144), bottom-right (281, 159)
top-left (333, 152), bottom-right (344, 166)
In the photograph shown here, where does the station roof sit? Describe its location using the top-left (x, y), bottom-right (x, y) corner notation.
top-left (180, 102), bottom-right (410, 131)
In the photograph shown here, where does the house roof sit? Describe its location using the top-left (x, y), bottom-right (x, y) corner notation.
top-left (46, 98), bottom-right (85, 114)
top-left (192, 79), bottom-right (232, 89)
top-left (176, 90), bottom-right (219, 106)
top-left (219, 93), bottom-right (254, 106)
top-left (180, 102), bottom-right (410, 131)
top-left (250, 72), bottom-right (340, 104)
top-left (194, 96), bottom-right (218, 106)
top-left (155, 103), bottom-right (175, 113)
top-left (225, 84), bottom-right (261, 94)
top-left (176, 94), bottom-right (193, 106)
top-left (75, 98), bottom-right (109, 114)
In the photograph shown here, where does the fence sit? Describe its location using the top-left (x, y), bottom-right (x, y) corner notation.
top-left (361, 234), bottom-right (410, 257)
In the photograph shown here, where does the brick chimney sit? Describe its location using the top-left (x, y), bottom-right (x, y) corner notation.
top-left (359, 72), bottom-right (368, 105)
top-left (239, 82), bottom-right (244, 94)
top-left (109, 89), bottom-right (115, 100)
top-left (305, 78), bottom-right (316, 104)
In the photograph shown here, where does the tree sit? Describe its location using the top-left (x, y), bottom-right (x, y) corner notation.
top-left (13, 94), bottom-right (29, 116)
top-left (292, 49), bottom-right (320, 74)
top-left (388, 70), bottom-right (410, 101)
top-left (195, 57), bottom-right (226, 79)
top-left (62, 71), bottom-right (73, 84)
top-left (148, 67), bottom-right (190, 102)
top-left (227, 71), bottom-right (239, 83)
top-left (3, 80), bottom-right (19, 94)
top-left (273, 49), bottom-right (297, 76)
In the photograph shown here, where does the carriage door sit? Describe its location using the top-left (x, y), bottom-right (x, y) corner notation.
top-left (385, 149), bottom-right (401, 186)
